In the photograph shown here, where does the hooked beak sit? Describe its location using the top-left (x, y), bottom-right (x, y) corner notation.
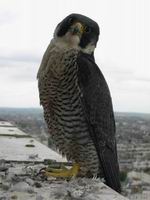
top-left (69, 22), bottom-right (84, 36)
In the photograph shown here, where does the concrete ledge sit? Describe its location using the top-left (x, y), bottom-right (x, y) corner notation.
top-left (0, 121), bottom-right (128, 200)
top-left (0, 162), bottom-right (128, 200)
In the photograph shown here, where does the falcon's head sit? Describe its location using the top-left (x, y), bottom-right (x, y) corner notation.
top-left (54, 13), bottom-right (100, 54)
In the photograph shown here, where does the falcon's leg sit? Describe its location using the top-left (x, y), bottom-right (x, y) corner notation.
top-left (43, 163), bottom-right (80, 178)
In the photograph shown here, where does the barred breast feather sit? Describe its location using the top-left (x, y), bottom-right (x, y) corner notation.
top-left (37, 40), bottom-right (100, 176)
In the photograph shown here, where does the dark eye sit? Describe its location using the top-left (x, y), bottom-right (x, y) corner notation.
top-left (68, 17), bottom-right (74, 24)
top-left (85, 26), bottom-right (91, 33)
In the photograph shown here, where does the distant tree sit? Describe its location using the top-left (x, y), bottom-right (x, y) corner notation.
top-left (48, 136), bottom-right (56, 150)
top-left (120, 171), bottom-right (127, 182)
top-left (143, 167), bottom-right (150, 174)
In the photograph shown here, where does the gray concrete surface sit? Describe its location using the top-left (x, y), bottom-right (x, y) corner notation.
top-left (0, 121), bottom-right (128, 200)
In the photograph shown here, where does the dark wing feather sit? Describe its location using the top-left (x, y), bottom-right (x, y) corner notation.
top-left (77, 52), bottom-right (121, 193)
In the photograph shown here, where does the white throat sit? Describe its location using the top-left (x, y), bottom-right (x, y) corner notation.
top-left (53, 32), bottom-right (96, 54)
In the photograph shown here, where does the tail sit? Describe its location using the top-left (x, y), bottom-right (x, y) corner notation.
top-left (100, 148), bottom-right (121, 193)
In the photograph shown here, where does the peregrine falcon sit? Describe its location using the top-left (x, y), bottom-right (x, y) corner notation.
top-left (37, 13), bottom-right (121, 193)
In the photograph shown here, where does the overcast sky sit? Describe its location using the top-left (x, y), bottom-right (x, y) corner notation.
top-left (0, 0), bottom-right (150, 113)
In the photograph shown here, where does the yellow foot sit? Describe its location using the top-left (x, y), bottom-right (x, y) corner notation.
top-left (43, 163), bottom-right (80, 178)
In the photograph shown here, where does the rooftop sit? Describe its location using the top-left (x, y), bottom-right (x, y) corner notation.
top-left (0, 121), bottom-right (128, 200)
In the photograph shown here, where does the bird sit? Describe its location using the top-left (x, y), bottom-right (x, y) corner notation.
top-left (37, 13), bottom-right (121, 193)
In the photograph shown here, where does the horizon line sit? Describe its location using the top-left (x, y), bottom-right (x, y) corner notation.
top-left (0, 107), bottom-right (150, 115)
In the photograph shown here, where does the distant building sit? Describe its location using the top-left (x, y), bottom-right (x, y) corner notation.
top-left (117, 143), bottom-right (150, 171)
